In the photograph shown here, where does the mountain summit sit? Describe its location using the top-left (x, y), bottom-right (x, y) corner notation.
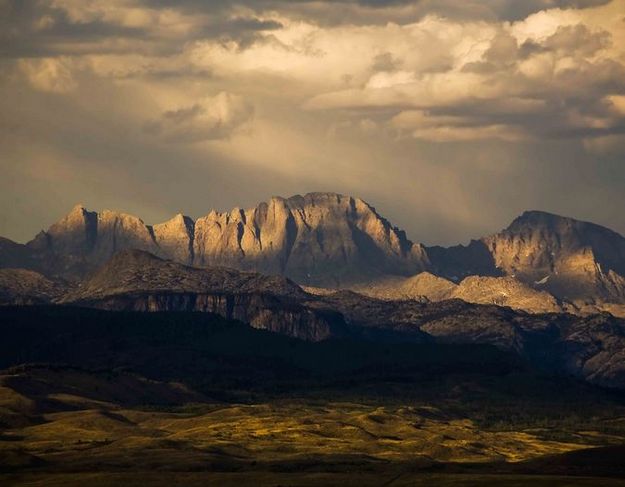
top-left (427, 210), bottom-right (625, 303)
top-left (483, 210), bottom-right (625, 302)
top-left (21, 192), bottom-right (430, 286)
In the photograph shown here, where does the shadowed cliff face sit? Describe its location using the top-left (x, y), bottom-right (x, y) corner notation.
top-left (21, 193), bottom-right (429, 286)
top-left (73, 292), bottom-right (341, 342)
top-left (426, 240), bottom-right (501, 281)
top-left (62, 250), bottom-right (345, 342)
top-left (0, 237), bottom-right (36, 270)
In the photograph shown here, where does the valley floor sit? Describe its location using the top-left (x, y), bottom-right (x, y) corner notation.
top-left (3, 400), bottom-right (625, 486)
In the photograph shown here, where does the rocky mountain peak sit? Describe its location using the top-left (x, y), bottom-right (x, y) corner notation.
top-left (69, 203), bottom-right (86, 214)
top-left (12, 193), bottom-right (430, 285)
top-left (32, 203), bottom-right (98, 255)
top-left (424, 209), bottom-right (625, 306)
top-left (190, 192), bottom-right (431, 285)
top-left (503, 211), bottom-right (593, 247)
top-left (152, 213), bottom-right (195, 264)
top-left (484, 210), bottom-right (625, 301)
top-left (513, 209), bottom-right (570, 223)
top-left (2, 194), bottom-right (625, 316)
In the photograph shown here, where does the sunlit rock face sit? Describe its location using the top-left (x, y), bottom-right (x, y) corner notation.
top-left (350, 271), bottom-right (457, 302)
top-left (22, 193), bottom-right (430, 286)
top-left (451, 276), bottom-right (562, 314)
top-left (152, 214), bottom-right (195, 265)
top-left (427, 210), bottom-right (625, 306)
top-left (483, 211), bottom-right (625, 302)
top-left (194, 193), bottom-right (429, 286)
top-left (354, 273), bottom-right (563, 315)
top-left (26, 204), bottom-right (159, 277)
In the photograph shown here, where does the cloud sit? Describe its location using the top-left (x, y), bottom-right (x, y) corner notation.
top-left (390, 110), bottom-right (527, 142)
top-left (0, 0), bottom-right (147, 58)
top-left (18, 57), bottom-right (78, 92)
top-left (297, 7), bottom-right (625, 141)
top-left (1, 0), bottom-right (625, 247)
top-left (0, 0), bottom-right (285, 59)
top-left (140, 0), bottom-right (613, 23)
top-left (143, 92), bottom-right (254, 143)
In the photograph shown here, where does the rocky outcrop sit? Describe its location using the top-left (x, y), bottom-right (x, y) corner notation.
top-left (530, 313), bottom-right (625, 389)
top-left (152, 214), bottom-right (195, 265)
top-left (351, 272), bottom-right (456, 302)
top-left (427, 210), bottom-right (625, 312)
top-left (62, 250), bottom-right (344, 341)
top-left (451, 276), bottom-right (562, 314)
top-left (62, 249), bottom-right (308, 301)
top-left (27, 205), bottom-right (159, 277)
top-left (309, 292), bottom-right (526, 350)
top-left (0, 269), bottom-right (67, 305)
top-left (76, 292), bottom-right (340, 342)
top-left (346, 273), bottom-right (561, 315)
top-left (483, 211), bottom-right (625, 302)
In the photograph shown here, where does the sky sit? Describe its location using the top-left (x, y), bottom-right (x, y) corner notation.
top-left (1, 0), bottom-right (625, 246)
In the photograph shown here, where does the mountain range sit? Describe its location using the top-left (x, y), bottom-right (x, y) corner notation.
top-left (2, 192), bottom-right (625, 317)
top-left (19, 193), bottom-right (428, 284)
top-left (3, 192), bottom-right (625, 390)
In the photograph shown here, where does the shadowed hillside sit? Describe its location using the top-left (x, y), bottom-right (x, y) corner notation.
top-left (2, 307), bottom-right (625, 486)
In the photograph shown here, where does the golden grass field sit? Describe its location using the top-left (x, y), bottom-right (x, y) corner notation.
top-left (3, 394), bottom-right (625, 486)
top-left (0, 402), bottom-right (589, 466)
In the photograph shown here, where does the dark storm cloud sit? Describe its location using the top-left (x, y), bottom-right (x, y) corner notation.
top-left (0, 0), bottom-right (144, 57)
top-left (140, 0), bottom-right (613, 22)
top-left (0, 0), bottom-right (284, 59)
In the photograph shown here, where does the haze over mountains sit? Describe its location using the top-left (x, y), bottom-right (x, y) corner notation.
top-left (2, 192), bottom-right (625, 318)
